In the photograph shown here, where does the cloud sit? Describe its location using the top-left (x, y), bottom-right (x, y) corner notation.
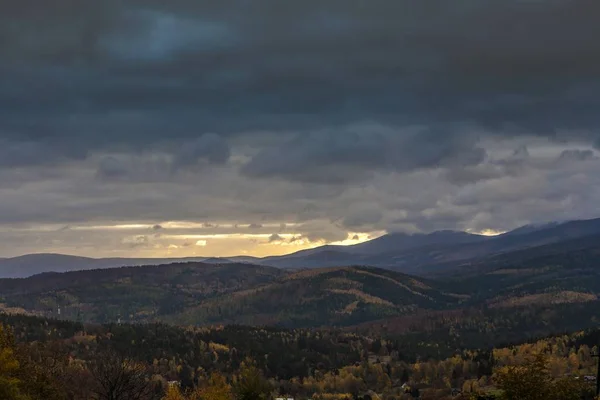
top-left (2, 0), bottom-right (600, 158)
top-left (171, 133), bottom-right (231, 170)
top-left (121, 235), bottom-right (150, 248)
top-left (558, 149), bottom-right (596, 162)
top-left (242, 124), bottom-right (486, 183)
top-left (0, 140), bottom-right (87, 168)
top-left (96, 156), bottom-right (129, 179)
top-left (268, 233), bottom-right (283, 243)
top-left (2, 1), bottom-right (600, 257)
top-left (342, 208), bottom-right (383, 230)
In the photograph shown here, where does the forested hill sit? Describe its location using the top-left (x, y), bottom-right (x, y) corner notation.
top-left (0, 261), bottom-right (283, 296)
top-left (0, 262), bottom-right (283, 323)
top-left (0, 263), bottom-right (459, 327)
top-left (165, 266), bottom-right (462, 327)
top-left (3, 235), bottom-right (600, 336)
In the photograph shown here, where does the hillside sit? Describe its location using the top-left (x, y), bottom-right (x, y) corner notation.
top-left (261, 230), bottom-right (489, 270)
top-left (167, 266), bottom-right (462, 327)
top-left (445, 233), bottom-right (600, 308)
top-left (348, 235), bottom-right (600, 347)
top-left (0, 262), bottom-right (284, 323)
top-left (0, 263), bottom-right (459, 328)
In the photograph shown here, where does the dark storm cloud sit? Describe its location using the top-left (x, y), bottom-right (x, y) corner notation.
top-left (0, 139), bottom-right (88, 168)
top-left (241, 124), bottom-right (486, 182)
top-left (342, 208), bottom-right (384, 230)
top-left (3, 0), bottom-right (600, 257)
top-left (558, 149), bottom-right (597, 162)
top-left (2, 0), bottom-right (600, 158)
top-left (171, 134), bottom-right (231, 171)
top-left (96, 156), bottom-right (129, 179)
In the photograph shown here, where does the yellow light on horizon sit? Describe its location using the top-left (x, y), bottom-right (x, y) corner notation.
top-left (330, 231), bottom-right (386, 246)
top-left (477, 229), bottom-right (506, 236)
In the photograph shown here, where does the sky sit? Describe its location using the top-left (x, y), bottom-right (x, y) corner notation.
top-left (1, 0), bottom-right (600, 258)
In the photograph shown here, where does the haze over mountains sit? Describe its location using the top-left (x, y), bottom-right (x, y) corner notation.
top-left (2, 217), bottom-right (600, 279)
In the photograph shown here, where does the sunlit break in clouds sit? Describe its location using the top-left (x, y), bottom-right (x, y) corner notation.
top-left (1, 0), bottom-right (600, 257)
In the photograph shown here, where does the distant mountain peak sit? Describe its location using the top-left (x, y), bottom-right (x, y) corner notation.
top-left (504, 221), bottom-right (563, 236)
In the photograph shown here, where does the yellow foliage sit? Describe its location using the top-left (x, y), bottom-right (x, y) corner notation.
top-left (164, 385), bottom-right (186, 400)
top-left (494, 353), bottom-right (584, 400)
top-left (0, 324), bottom-right (28, 400)
top-left (193, 373), bottom-right (232, 400)
top-left (209, 342), bottom-right (231, 353)
top-left (312, 393), bottom-right (353, 400)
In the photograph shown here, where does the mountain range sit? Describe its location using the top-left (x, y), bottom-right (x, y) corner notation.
top-left (0, 253), bottom-right (261, 279)
top-left (2, 228), bottom-right (600, 331)
top-left (2, 217), bottom-right (600, 278)
top-left (1, 216), bottom-right (600, 336)
top-left (263, 218), bottom-right (600, 272)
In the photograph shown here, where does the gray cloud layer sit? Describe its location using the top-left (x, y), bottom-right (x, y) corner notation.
top-left (1, 0), bottom-right (600, 255)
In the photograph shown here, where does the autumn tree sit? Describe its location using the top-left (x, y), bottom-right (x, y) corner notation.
top-left (0, 324), bottom-right (28, 400)
top-left (495, 353), bottom-right (584, 400)
top-left (233, 359), bottom-right (272, 400)
top-left (89, 348), bottom-right (156, 400)
top-left (164, 384), bottom-right (186, 400)
top-left (191, 372), bottom-right (232, 400)
top-left (15, 341), bottom-right (80, 400)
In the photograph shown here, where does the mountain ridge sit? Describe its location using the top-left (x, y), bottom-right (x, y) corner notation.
top-left (263, 217), bottom-right (600, 272)
top-left (0, 262), bottom-right (456, 327)
top-left (3, 234), bottom-right (600, 329)
top-left (3, 217), bottom-right (600, 278)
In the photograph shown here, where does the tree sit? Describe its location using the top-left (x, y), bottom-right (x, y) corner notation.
top-left (16, 341), bottom-right (75, 400)
top-left (164, 385), bottom-right (185, 400)
top-left (0, 324), bottom-right (28, 400)
top-left (233, 359), bottom-right (272, 400)
top-left (89, 348), bottom-right (155, 400)
top-left (400, 368), bottom-right (410, 384)
top-left (495, 353), bottom-right (584, 400)
top-left (192, 373), bottom-right (232, 400)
